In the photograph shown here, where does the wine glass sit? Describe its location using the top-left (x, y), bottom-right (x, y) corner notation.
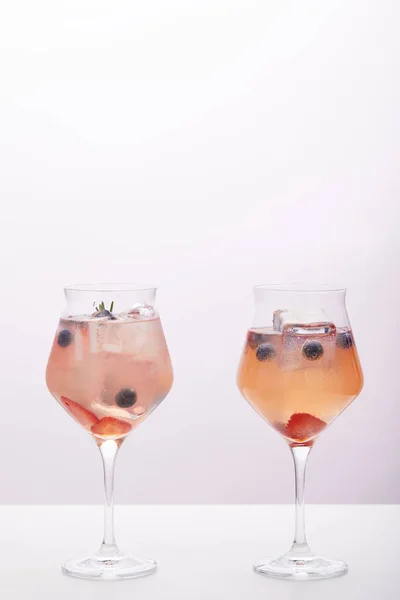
top-left (46, 284), bottom-right (173, 580)
top-left (237, 284), bottom-right (363, 580)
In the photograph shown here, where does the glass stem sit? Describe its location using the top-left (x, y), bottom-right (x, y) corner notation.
top-left (290, 444), bottom-right (312, 555)
top-left (98, 439), bottom-right (120, 557)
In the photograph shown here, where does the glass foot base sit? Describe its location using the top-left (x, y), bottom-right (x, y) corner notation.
top-left (254, 553), bottom-right (348, 581)
top-left (63, 554), bottom-right (157, 580)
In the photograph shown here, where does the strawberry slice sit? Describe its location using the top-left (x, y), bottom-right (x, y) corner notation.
top-left (284, 413), bottom-right (327, 442)
top-left (91, 417), bottom-right (132, 438)
top-left (60, 396), bottom-right (99, 429)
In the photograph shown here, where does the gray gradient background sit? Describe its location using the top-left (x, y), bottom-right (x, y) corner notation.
top-left (0, 0), bottom-right (398, 504)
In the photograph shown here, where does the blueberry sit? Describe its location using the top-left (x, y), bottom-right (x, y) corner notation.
top-left (93, 309), bottom-right (116, 320)
top-left (302, 340), bottom-right (324, 361)
top-left (336, 331), bottom-right (353, 349)
top-left (115, 388), bottom-right (137, 408)
top-left (57, 329), bottom-right (73, 348)
top-left (256, 343), bottom-right (276, 362)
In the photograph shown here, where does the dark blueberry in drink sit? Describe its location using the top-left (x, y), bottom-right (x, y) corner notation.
top-left (302, 340), bottom-right (324, 361)
top-left (93, 309), bottom-right (116, 320)
top-left (115, 388), bottom-right (137, 408)
top-left (336, 331), bottom-right (353, 349)
top-left (256, 343), bottom-right (276, 362)
top-left (57, 329), bottom-right (73, 348)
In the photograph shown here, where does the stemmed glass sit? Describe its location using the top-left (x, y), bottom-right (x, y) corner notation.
top-left (46, 284), bottom-right (173, 580)
top-left (237, 284), bottom-right (363, 580)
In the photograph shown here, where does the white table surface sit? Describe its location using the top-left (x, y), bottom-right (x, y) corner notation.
top-left (0, 505), bottom-right (398, 599)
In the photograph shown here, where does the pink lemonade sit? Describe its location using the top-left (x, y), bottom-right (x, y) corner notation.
top-left (46, 310), bottom-right (173, 443)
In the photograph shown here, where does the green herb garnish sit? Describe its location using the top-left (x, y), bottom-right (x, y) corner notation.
top-left (93, 300), bottom-right (115, 313)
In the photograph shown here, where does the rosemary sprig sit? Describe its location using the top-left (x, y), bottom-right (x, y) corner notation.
top-left (93, 300), bottom-right (115, 312)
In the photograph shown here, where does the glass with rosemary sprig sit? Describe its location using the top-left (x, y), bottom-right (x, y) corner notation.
top-left (46, 283), bottom-right (173, 580)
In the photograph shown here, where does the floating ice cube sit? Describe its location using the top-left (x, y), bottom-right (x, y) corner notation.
top-left (100, 319), bottom-right (150, 356)
top-left (273, 308), bottom-right (332, 333)
top-left (248, 329), bottom-right (272, 350)
top-left (273, 309), bottom-right (287, 332)
top-left (280, 325), bottom-right (337, 370)
top-left (247, 328), bottom-right (282, 357)
top-left (273, 308), bottom-right (337, 371)
top-left (127, 303), bottom-right (157, 319)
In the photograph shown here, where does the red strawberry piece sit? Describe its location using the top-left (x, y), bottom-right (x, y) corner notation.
top-left (284, 413), bottom-right (327, 442)
top-left (91, 417), bottom-right (132, 438)
top-left (60, 396), bottom-right (99, 428)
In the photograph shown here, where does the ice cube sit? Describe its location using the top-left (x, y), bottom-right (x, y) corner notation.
top-left (247, 328), bottom-right (282, 356)
top-left (280, 321), bottom-right (337, 371)
top-left (273, 309), bottom-right (287, 332)
top-left (273, 308), bottom-right (332, 333)
top-left (247, 329), bottom-right (271, 350)
top-left (101, 319), bottom-right (148, 356)
top-left (127, 303), bottom-right (156, 319)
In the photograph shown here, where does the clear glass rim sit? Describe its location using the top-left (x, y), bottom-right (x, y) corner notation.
top-left (254, 283), bottom-right (346, 293)
top-left (65, 283), bottom-right (157, 292)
